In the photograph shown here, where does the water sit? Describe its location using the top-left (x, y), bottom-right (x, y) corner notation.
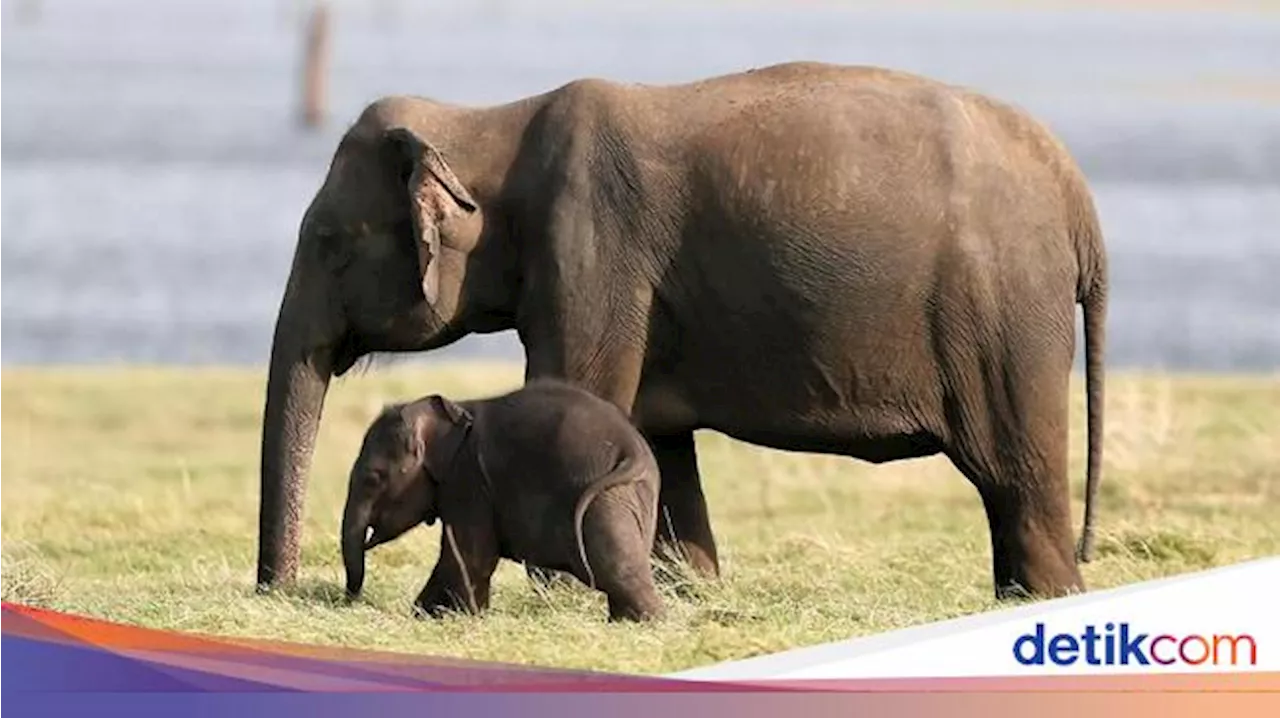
top-left (3, 0), bottom-right (1279, 369)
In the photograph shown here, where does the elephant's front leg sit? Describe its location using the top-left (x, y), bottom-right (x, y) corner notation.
top-left (649, 432), bottom-right (719, 579)
top-left (519, 327), bottom-right (647, 589)
top-left (519, 263), bottom-right (653, 587)
top-left (414, 525), bottom-right (498, 618)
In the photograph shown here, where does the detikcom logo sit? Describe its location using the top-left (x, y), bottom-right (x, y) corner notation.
top-left (1013, 622), bottom-right (1258, 667)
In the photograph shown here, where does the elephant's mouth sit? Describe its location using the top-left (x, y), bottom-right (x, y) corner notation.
top-left (331, 318), bottom-right (459, 379)
top-left (331, 334), bottom-right (363, 377)
top-left (364, 525), bottom-right (400, 551)
top-left (364, 515), bottom-right (435, 551)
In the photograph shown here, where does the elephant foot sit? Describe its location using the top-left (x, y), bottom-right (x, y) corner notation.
top-left (413, 593), bottom-right (485, 619)
top-left (605, 586), bottom-right (666, 622)
top-left (414, 575), bottom-right (490, 618)
top-left (993, 561), bottom-right (1085, 602)
top-left (980, 485), bottom-right (1084, 601)
top-left (654, 537), bottom-right (720, 580)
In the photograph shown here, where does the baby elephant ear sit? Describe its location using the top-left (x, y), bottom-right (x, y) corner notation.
top-left (430, 395), bottom-right (473, 428)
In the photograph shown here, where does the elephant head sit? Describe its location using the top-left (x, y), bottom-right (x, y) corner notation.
top-left (342, 395), bottom-right (474, 598)
top-left (258, 97), bottom-right (522, 589)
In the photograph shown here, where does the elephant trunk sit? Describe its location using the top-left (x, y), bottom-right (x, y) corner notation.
top-left (256, 259), bottom-right (335, 590)
top-left (341, 496), bottom-right (373, 599)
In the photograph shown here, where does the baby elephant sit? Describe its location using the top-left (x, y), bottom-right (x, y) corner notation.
top-left (341, 379), bottom-right (665, 621)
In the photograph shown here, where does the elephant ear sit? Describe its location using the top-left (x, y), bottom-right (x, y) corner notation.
top-left (384, 127), bottom-right (478, 305)
top-left (428, 395), bottom-right (473, 429)
top-left (404, 396), bottom-right (473, 483)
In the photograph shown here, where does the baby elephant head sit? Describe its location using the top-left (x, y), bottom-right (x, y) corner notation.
top-left (341, 395), bottom-right (472, 599)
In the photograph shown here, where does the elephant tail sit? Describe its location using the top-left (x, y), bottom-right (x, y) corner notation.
top-left (572, 453), bottom-right (650, 590)
top-left (1076, 215), bottom-right (1108, 564)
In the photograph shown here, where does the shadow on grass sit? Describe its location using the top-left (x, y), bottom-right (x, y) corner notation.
top-left (260, 578), bottom-right (352, 607)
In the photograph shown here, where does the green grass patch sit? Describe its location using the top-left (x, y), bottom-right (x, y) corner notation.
top-left (2, 365), bottom-right (1277, 673)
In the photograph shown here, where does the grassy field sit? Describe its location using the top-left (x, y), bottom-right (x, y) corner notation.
top-left (2, 364), bottom-right (1277, 674)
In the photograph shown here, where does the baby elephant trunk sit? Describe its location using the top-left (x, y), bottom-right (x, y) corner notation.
top-left (341, 497), bottom-right (372, 599)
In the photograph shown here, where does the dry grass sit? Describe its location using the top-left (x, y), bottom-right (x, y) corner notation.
top-left (2, 364), bottom-right (1277, 673)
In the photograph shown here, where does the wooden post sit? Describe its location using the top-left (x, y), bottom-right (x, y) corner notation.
top-left (299, 1), bottom-right (330, 130)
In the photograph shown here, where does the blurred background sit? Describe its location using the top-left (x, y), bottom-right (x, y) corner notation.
top-left (3, 0), bottom-right (1278, 370)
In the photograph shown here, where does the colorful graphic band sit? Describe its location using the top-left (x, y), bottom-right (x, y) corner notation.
top-left (3, 602), bottom-right (1276, 717)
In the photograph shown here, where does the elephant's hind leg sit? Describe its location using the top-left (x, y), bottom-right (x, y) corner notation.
top-left (579, 492), bottom-right (665, 621)
top-left (647, 432), bottom-right (720, 579)
top-left (945, 353), bottom-right (1083, 599)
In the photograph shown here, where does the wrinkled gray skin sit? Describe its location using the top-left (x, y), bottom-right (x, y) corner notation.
top-left (261, 61), bottom-right (1107, 601)
top-left (342, 379), bottom-right (664, 621)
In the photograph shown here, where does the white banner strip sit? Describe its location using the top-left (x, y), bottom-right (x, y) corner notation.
top-left (672, 558), bottom-right (1280, 680)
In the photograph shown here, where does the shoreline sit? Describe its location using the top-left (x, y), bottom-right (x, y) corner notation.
top-left (3, 363), bottom-right (1277, 380)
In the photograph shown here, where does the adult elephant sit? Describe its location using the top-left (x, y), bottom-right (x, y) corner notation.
top-left (257, 61), bottom-right (1107, 600)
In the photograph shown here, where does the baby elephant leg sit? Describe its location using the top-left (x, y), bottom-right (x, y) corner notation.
top-left (580, 497), bottom-right (665, 622)
top-left (415, 524), bottom-right (498, 618)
